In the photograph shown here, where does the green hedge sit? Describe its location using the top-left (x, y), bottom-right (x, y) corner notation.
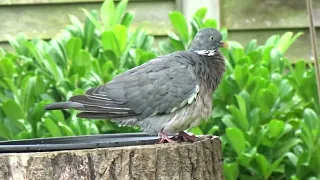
top-left (0, 0), bottom-right (319, 179)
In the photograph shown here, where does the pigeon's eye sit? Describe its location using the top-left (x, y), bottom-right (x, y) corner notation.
top-left (209, 36), bottom-right (214, 40)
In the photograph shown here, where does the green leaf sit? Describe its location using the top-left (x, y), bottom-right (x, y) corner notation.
top-left (233, 64), bottom-right (249, 88)
top-left (0, 123), bottom-right (12, 140)
top-left (194, 7), bottom-right (207, 21)
top-left (249, 108), bottom-right (261, 129)
top-left (300, 122), bottom-right (314, 151)
top-left (69, 15), bottom-right (83, 33)
top-left (261, 46), bottom-right (273, 64)
top-left (203, 19), bottom-right (217, 29)
top-left (228, 105), bottom-right (249, 131)
top-left (3, 78), bottom-right (20, 104)
top-left (309, 148), bottom-right (320, 174)
top-left (269, 155), bottom-right (285, 175)
top-left (224, 163), bottom-right (239, 180)
top-left (43, 118), bottom-right (62, 137)
top-left (2, 100), bottom-right (25, 127)
top-left (303, 108), bottom-right (319, 131)
top-left (277, 32), bottom-right (303, 53)
top-left (24, 41), bottom-right (44, 68)
top-left (75, 49), bottom-right (91, 66)
top-left (113, 25), bottom-right (128, 53)
top-left (226, 127), bottom-right (246, 155)
top-left (20, 75), bottom-right (36, 110)
top-left (82, 9), bottom-right (102, 30)
top-left (256, 88), bottom-right (276, 115)
top-left (119, 26), bottom-right (147, 68)
top-left (235, 95), bottom-right (247, 119)
top-left (101, 30), bottom-right (120, 58)
top-left (245, 39), bottom-right (257, 54)
top-left (168, 11), bottom-right (189, 43)
top-left (114, 0), bottom-right (128, 24)
top-left (222, 114), bottom-right (237, 128)
top-left (50, 39), bottom-right (67, 67)
top-left (237, 149), bottom-right (256, 167)
top-left (14, 130), bottom-right (31, 140)
top-left (189, 126), bottom-right (203, 135)
top-left (0, 57), bottom-right (16, 78)
top-left (101, 0), bottom-right (115, 29)
top-left (229, 41), bottom-right (245, 64)
top-left (42, 54), bottom-right (63, 82)
top-left (83, 12), bottom-right (96, 50)
top-left (168, 34), bottom-right (185, 51)
top-left (58, 122), bottom-right (75, 137)
top-left (254, 153), bottom-right (270, 178)
top-left (277, 32), bottom-right (293, 53)
top-left (265, 35), bottom-right (279, 47)
top-left (0, 91), bottom-right (8, 102)
top-left (66, 37), bottom-right (82, 60)
top-left (278, 79), bottom-right (293, 100)
top-left (293, 61), bottom-right (306, 85)
top-left (121, 11), bottom-right (135, 27)
top-left (268, 120), bottom-right (285, 138)
top-left (274, 138), bottom-right (301, 158)
top-left (207, 125), bottom-right (219, 135)
top-left (29, 101), bottom-right (48, 138)
top-left (270, 48), bottom-right (283, 69)
top-left (286, 152), bottom-right (298, 166)
top-left (297, 152), bottom-right (310, 167)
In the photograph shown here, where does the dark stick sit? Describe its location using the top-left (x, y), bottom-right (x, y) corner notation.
top-left (306, 0), bottom-right (320, 105)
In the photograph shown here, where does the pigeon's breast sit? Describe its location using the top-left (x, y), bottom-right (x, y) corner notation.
top-left (138, 85), bottom-right (212, 135)
top-left (162, 86), bottom-right (212, 134)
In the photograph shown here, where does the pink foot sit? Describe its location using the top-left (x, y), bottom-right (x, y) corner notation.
top-left (178, 131), bottom-right (197, 142)
top-left (159, 132), bottom-right (176, 143)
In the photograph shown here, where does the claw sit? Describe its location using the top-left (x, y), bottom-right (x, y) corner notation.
top-left (178, 131), bottom-right (197, 142)
top-left (158, 132), bottom-right (176, 143)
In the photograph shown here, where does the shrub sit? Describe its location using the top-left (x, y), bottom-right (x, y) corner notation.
top-left (163, 7), bottom-right (319, 180)
top-left (0, 0), bottom-right (156, 140)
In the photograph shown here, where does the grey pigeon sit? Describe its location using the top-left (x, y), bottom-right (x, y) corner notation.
top-left (45, 28), bottom-right (227, 143)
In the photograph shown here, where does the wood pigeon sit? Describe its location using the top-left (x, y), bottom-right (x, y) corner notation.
top-left (45, 28), bottom-right (227, 143)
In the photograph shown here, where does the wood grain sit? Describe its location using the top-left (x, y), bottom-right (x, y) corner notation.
top-left (0, 136), bottom-right (223, 180)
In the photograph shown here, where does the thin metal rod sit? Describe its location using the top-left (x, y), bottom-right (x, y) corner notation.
top-left (306, 0), bottom-right (320, 105)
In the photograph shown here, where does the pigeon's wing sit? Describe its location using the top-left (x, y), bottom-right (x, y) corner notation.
top-left (70, 52), bottom-right (200, 119)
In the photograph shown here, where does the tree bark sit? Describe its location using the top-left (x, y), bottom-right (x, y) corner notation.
top-left (0, 136), bottom-right (223, 180)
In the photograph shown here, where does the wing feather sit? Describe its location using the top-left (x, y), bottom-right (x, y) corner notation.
top-left (70, 52), bottom-right (200, 120)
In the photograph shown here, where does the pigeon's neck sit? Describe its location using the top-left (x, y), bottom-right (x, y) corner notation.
top-left (190, 49), bottom-right (216, 57)
top-left (195, 50), bottom-right (215, 56)
top-left (193, 51), bottom-right (226, 91)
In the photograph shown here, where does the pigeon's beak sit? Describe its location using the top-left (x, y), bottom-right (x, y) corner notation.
top-left (219, 41), bottom-right (228, 49)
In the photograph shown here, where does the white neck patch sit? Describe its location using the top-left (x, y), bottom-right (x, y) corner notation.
top-left (194, 50), bottom-right (216, 56)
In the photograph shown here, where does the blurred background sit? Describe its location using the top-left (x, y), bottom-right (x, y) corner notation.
top-left (1, 0), bottom-right (318, 61)
top-left (0, 0), bottom-right (319, 179)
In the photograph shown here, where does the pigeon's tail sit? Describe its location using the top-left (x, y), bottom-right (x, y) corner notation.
top-left (44, 95), bottom-right (136, 119)
top-left (45, 102), bottom-right (84, 110)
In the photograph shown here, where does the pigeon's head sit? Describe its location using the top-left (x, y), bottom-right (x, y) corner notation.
top-left (189, 28), bottom-right (227, 52)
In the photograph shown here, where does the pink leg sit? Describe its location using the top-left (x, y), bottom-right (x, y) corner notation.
top-left (178, 131), bottom-right (197, 142)
top-left (159, 132), bottom-right (176, 143)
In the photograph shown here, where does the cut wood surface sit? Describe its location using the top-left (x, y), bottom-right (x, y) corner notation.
top-left (0, 136), bottom-right (223, 180)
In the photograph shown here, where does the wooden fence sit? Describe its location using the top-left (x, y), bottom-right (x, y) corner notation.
top-left (1, 0), bottom-right (319, 61)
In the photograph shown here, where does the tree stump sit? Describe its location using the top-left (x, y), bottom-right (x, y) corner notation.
top-left (0, 136), bottom-right (223, 180)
